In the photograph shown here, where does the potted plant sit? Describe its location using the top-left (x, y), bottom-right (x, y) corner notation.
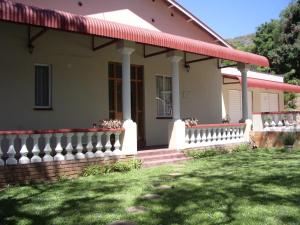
top-left (282, 133), bottom-right (296, 151)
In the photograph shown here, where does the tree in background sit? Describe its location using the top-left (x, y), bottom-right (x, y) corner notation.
top-left (252, 0), bottom-right (300, 109)
top-left (253, 0), bottom-right (300, 83)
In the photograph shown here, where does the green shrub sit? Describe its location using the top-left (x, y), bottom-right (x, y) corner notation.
top-left (82, 165), bottom-right (103, 177)
top-left (82, 159), bottom-right (142, 177)
top-left (232, 144), bottom-right (251, 152)
top-left (187, 149), bottom-right (218, 159)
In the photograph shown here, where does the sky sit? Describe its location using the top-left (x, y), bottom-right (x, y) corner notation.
top-left (176, 0), bottom-right (292, 39)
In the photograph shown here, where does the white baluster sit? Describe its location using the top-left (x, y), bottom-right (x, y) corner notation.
top-left (31, 134), bottom-right (42, 163)
top-left (207, 128), bottom-right (212, 145)
top-left (85, 132), bottom-right (95, 158)
top-left (43, 134), bottom-right (53, 162)
top-left (227, 127), bottom-right (232, 141)
top-left (54, 133), bottom-right (64, 161)
top-left (233, 127), bottom-right (238, 141)
top-left (201, 128), bottom-right (207, 144)
top-left (95, 132), bottom-right (104, 158)
top-left (19, 134), bottom-right (30, 164)
top-left (240, 126), bottom-right (245, 140)
top-left (0, 135), bottom-right (4, 166)
top-left (222, 128), bottom-right (227, 142)
top-left (212, 128), bottom-right (217, 144)
top-left (104, 132), bottom-right (113, 157)
top-left (6, 135), bottom-right (17, 165)
top-left (75, 132), bottom-right (85, 159)
top-left (196, 129), bottom-right (201, 146)
top-left (185, 129), bottom-right (190, 147)
top-left (65, 133), bottom-right (75, 160)
top-left (190, 128), bottom-right (196, 147)
top-left (112, 131), bottom-right (122, 156)
top-left (217, 128), bottom-right (223, 143)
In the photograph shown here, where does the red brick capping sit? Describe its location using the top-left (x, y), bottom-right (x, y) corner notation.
top-left (0, 156), bottom-right (134, 188)
top-left (0, 127), bottom-right (124, 135)
top-left (186, 123), bottom-right (245, 129)
top-left (252, 111), bottom-right (300, 115)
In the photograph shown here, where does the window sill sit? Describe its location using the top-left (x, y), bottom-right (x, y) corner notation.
top-left (156, 117), bottom-right (172, 120)
top-left (33, 107), bottom-right (53, 111)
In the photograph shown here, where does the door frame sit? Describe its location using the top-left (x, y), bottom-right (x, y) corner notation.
top-left (108, 61), bottom-right (146, 148)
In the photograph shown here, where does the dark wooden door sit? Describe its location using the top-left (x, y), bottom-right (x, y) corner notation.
top-left (108, 62), bottom-right (145, 148)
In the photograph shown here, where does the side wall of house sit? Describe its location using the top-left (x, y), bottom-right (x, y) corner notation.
top-left (0, 22), bottom-right (222, 146)
top-left (222, 82), bottom-right (285, 119)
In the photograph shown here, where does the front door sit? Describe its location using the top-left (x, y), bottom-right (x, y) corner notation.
top-left (108, 62), bottom-right (145, 148)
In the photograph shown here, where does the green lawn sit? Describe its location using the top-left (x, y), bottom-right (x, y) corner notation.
top-left (1, 149), bottom-right (300, 225)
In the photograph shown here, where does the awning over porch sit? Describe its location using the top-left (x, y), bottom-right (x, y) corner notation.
top-left (223, 74), bottom-right (300, 93)
top-left (0, 0), bottom-right (269, 67)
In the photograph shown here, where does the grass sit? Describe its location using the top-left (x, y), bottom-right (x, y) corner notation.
top-left (1, 149), bottom-right (300, 225)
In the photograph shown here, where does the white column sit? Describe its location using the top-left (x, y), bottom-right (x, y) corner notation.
top-left (118, 45), bottom-right (135, 121)
top-left (238, 63), bottom-right (250, 122)
top-left (117, 41), bottom-right (137, 155)
top-left (168, 54), bottom-right (183, 120)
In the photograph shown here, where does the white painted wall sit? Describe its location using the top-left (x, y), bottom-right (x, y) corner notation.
top-left (0, 22), bottom-right (223, 146)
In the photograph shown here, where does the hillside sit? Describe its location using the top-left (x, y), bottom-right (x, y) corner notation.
top-left (227, 34), bottom-right (255, 52)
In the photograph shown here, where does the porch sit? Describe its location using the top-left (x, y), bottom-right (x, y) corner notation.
top-left (0, 1), bottom-right (267, 184)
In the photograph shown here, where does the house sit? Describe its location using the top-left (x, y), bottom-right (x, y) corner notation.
top-left (0, 0), bottom-right (295, 184)
top-left (221, 67), bottom-right (300, 123)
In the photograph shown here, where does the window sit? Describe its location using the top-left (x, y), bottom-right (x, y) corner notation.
top-left (34, 64), bottom-right (52, 109)
top-left (156, 75), bottom-right (172, 118)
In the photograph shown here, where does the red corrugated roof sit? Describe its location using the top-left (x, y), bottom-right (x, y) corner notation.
top-left (0, 0), bottom-right (269, 67)
top-left (223, 74), bottom-right (300, 93)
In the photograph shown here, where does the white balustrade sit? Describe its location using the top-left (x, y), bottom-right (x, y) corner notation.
top-left (253, 111), bottom-right (300, 131)
top-left (185, 124), bottom-right (246, 148)
top-left (0, 128), bottom-right (124, 166)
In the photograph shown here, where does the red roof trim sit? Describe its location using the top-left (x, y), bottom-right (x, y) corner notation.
top-left (223, 74), bottom-right (300, 93)
top-left (0, 0), bottom-right (269, 67)
top-left (253, 111), bottom-right (300, 115)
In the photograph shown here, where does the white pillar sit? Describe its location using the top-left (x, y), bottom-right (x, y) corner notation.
top-left (238, 63), bottom-right (250, 122)
top-left (117, 41), bottom-right (137, 155)
top-left (168, 54), bottom-right (182, 120)
top-left (167, 52), bottom-right (185, 150)
top-left (118, 44), bottom-right (135, 121)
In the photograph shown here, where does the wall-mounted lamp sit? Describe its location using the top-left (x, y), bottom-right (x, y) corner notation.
top-left (184, 64), bottom-right (190, 73)
top-left (28, 44), bottom-right (34, 54)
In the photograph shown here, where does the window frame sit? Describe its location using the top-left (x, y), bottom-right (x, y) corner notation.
top-left (155, 75), bottom-right (173, 119)
top-left (34, 64), bottom-right (52, 110)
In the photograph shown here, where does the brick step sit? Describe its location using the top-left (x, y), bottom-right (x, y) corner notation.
top-left (137, 149), bottom-right (178, 157)
top-left (142, 157), bottom-right (191, 168)
top-left (139, 153), bottom-right (188, 162)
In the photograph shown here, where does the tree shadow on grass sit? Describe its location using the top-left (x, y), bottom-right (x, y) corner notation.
top-left (0, 177), bottom-right (128, 225)
top-left (133, 151), bottom-right (300, 225)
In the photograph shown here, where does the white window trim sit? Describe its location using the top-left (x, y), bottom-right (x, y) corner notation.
top-left (34, 64), bottom-right (52, 109)
top-left (155, 74), bottom-right (173, 118)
